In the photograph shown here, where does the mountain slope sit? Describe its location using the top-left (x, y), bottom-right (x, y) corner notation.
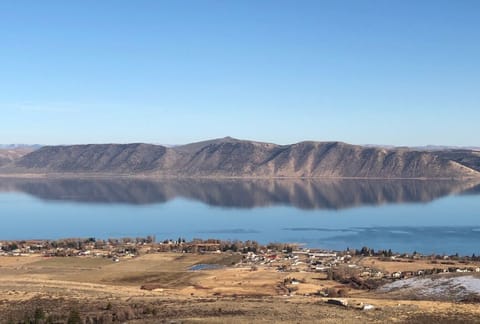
top-left (0, 147), bottom-right (38, 167)
top-left (435, 150), bottom-right (480, 173)
top-left (255, 142), bottom-right (477, 178)
top-left (16, 143), bottom-right (174, 173)
top-left (3, 137), bottom-right (480, 178)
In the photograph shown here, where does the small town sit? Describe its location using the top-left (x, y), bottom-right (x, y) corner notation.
top-left (2, 240), bottom-right (480, 323)
top-left (2, 236), bottom-right (480, 292)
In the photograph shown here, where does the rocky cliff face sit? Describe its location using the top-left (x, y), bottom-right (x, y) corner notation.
top-left (5, 137), bottom-right (480, 178)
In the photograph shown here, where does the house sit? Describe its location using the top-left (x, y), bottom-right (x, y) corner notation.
top-left (374, 271), bottom-right (384, 278)
top-left (314, 266), bottom-right (330, 272)
top-left (392, 272), bottom-right (402, 279)
top-left (327, 299), bottom-right (348, 307)
top-left (309, 252), bottom-right (337, 258)
top-left (266, 254), bottom-right (277, 260)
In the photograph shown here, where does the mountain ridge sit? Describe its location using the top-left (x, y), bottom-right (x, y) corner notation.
top-left (1, 137), bottom-right (479, 179)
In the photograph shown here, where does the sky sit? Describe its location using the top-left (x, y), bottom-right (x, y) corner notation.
top-left (0, 1), bottom-right (479, 146)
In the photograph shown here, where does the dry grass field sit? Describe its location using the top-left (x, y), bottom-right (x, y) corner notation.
top-left (358, 256), bottom-right (478, 273)
top-left (1, 254), bottom-right (480, 323)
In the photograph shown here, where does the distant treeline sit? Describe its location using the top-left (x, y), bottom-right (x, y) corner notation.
top-left (1, 237), bottom-right (479, 260)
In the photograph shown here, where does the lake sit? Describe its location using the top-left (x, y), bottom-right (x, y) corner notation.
top-left (0, 178), bottom-right (479, 255)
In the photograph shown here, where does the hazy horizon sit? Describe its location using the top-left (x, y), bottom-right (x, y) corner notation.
top-left (1, 137), bottom-right (480, 149)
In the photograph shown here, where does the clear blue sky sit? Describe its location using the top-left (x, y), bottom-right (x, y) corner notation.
top-left (1, 1), bottom-right (479, 146)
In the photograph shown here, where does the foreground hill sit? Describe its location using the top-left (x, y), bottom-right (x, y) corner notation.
top-left (2, 137), bottom-right (480, 178)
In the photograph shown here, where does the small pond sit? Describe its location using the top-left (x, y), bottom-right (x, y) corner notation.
top-left (189, 264), bottom-right (224, 271)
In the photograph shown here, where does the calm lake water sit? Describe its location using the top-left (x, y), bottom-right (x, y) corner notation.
top-left (0, 178), bottom-right (479, 255)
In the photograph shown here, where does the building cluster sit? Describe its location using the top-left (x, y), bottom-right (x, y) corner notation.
top-left (0, 237), bottom-right (295, 262)
top-left (0, 237), bottom-right (146, 259)
top-left (240, 248), bottom-right (354, 273)
top-left (2, 238), bottom-right (480, 289)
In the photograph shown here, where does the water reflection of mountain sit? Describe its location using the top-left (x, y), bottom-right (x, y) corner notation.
top-left (0, 178), bottom-right (478, 209)
top-left (461, 183), bottom-right (480, 195)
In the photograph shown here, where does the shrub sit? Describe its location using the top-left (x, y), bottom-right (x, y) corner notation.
top-left (67, 309), bottom-right (81, 324)
top-left (337, 288), bottom-right (349, 297)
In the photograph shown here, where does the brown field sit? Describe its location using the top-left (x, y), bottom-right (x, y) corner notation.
top-left (1, 254), bottom-right (480, 323)
top-left (358, 256), bottom-right (479, 273)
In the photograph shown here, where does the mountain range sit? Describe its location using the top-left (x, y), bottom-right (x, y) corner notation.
top-left (1, 137), bottom-right (479, 178)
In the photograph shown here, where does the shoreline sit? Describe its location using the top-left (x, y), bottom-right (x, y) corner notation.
top-left (0, 172), bottom-right (478, 181)
top-left (2, 236), bottom-right (479, 259)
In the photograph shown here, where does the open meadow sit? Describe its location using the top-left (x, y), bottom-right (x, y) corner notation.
top-left (2, 252), bottom-right (480, 323)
